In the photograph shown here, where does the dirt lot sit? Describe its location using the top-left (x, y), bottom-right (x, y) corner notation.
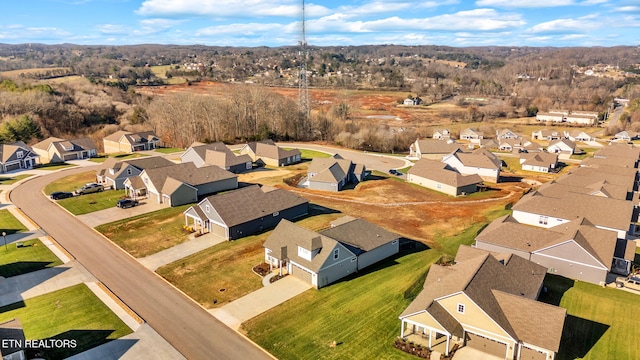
top-left (239, 164), bottom-right (529, 248)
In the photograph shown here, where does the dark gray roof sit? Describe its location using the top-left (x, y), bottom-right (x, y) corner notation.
top-left (246, 140), bottom-right (301, 160)
top-left (143, 163), bottom-right (236, 189)
top-left (201, 185), bottom-right (308, 227)
top-left (320, 217), bottom-right (399, 252)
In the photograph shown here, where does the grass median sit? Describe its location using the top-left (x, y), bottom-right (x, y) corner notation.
top-left (95, 205), bottom-right (191, 258)
top-left (0, 283), bottom-right (132, 359)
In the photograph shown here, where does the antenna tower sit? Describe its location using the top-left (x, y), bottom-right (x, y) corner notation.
top-left (298, 0), bottom-right (310, 117)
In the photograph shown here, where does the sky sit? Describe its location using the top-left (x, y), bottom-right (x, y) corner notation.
top-left (0, 0), bottom-right (639, 47)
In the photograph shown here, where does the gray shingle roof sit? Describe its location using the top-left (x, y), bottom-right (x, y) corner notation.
top-left (201, 185), bottom-right (308, 227)
top-left (408, 158), bottom-right (483, 187)
top-left (320, 217), bottom-right (400, 252)
top-left (144, 163), bottom-right (236, 189)
top-left (414, 139), bottom-right (463, 155)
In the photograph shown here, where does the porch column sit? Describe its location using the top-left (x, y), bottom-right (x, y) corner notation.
top-left (428, 329), bottom-right (432, 348)
top-left (185, 216), bottom-right (189, 227)
top-left (400, 320), bottom-right (405, 338)
top-left (445, 336), bottom-right (450, 356)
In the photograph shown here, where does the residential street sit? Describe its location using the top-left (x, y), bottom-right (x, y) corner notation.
top-left (10, 166), bottom-right (272, 360)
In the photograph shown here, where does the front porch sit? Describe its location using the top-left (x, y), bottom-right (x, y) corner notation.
top-left (400, 321), bottom-right (462, 357)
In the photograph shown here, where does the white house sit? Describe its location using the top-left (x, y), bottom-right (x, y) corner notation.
top-left (520, 152), bottom-right (558, 173)
top-left (442, 148), bottom-right (501, 183)
top-left (547, 139), bottom-right (578, 154)
top-left (564, 130), bottom-right (595, 142)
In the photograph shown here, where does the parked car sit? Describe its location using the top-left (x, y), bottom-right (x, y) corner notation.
top-left (616, 276), bottom-right (640, 291)
top-left (116, 199), bottom-right (139, 209)
top-left (50, 191), bottom-right (73, 200)
top-left (75, 183), bottom-right (103, 195)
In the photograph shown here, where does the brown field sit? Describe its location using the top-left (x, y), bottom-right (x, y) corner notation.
top-left (0, 67), bottom-right (72, 79)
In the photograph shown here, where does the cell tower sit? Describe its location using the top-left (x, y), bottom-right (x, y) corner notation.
top-left (298, 0), bottom-right (310, 117)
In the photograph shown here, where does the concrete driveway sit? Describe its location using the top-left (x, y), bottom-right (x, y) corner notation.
top-left (76, 199), bottom-right (168, 228)
top-left (209, 276), bottom-right (312, 330)
top-left (452, 347), bottom-right (503, 360)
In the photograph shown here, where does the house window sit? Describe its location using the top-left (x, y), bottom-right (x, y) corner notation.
top-left (205, 205), bottom-right (210, 213)
top-left (457, 303), bottom-right (465, 314)
top-left (333, 248), bottom-right (339, 260)
top-left (298, 246), bottom-right (312, 261)
top-left (539, 216), bottom-right (548, 225)
top-left (273, 211), bottom-right (279, 217)
top-left (143, 177), bottom-right (148, 184)
top-left (16, 151), bottom-right (23, 159)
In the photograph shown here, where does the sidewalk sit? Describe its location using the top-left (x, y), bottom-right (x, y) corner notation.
top-left (138, 232), bottom-right (226, 271)
top-left (210, 276), bottom-right (311, 330)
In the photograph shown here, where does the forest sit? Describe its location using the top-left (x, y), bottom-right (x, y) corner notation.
top-left (1, 43), bottom-right (640, 152)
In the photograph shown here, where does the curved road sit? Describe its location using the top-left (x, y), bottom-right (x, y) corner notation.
top-left (11, 166), bottom-right (271, 360)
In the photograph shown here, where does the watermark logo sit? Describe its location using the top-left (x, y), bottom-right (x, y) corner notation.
top-left (1, 339), bottom-right (77, 349)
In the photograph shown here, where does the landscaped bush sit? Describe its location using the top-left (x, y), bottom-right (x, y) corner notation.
top-left (393, 338), bottom-right (430, 358)
top-left (253, 262), bottom-right (271, 277)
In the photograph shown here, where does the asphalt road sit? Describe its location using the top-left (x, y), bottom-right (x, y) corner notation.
top-left (11, 166), bottom-right (271, 360)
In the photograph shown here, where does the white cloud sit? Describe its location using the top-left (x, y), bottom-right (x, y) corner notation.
top-left (0, 26), bottom-right (72, 41)
top-left (475, 0), bottom-right (574, 8)
top-left (528, 14), bottom-right (601, 33)
top-left (613, 6), bottom-right (640, 12)
top-left (196, 23), bottom-right (284, 36)
top-left (304, 8), bottom-right (525, 34)
top-left (97, 24), bottom-right (128, 34)
top-left (137, 0), bottom-right (331, 18)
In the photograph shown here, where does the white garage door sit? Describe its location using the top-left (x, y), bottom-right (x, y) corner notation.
top-left (466, 332), bottom-right (507, 358)
top-left (291, 264), bottom-right (313, 284)
top-left (520, 346), bottom-right (547, 360)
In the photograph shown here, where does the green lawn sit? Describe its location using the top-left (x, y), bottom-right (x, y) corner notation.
top-left (540, 275), bottom-right (639, 360)
top-left (0, 239), bottom-right (63, 277)
top-left (285, 148), bottom-right (332, 160)
top-left (95, 205), bottom-right (192, 258)
top-left (89, 153), bottom-right (148, 163)
top-left (243, 205), bottom-right (511, 360)
top-left (0, 174), bottom-right (32, 185)
top-left (0, 284), bottom-right (132, 359)
top-left (0, 210), bottom-right (28, 235)
top-left (44, 171), bottom-right (96, 195)
top-left (35, 162), bottom-right (77, 171)
top-left (56, 189), bottom-right (126, 215)
top-left (158, 212), bottom-right (344, 308)
top-left (155, 147), bottom-right (184, 154)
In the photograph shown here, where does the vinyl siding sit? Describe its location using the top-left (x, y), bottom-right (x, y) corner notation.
top-left (194, 177), bottom-right (238, 198)
top-left (180, 148), bottom-right (206, 167)
top-left (357, 240), bottom-right (399, 270)
top-left (407, 173), bottom-right (459, 196)
top-left (316, 242), bottom-right (357, 288)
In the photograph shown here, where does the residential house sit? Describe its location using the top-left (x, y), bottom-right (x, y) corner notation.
top-left (407, 158), bottom-right (483, 196)
top-left (536, 112), bottom-right (565, 123)
top-left (593, 144), bottom-right (640, 160)
top-left (239, 139), bottom-right (301, 167)
top-left (432, 129), bottom-right (452, 141)
top-left (498, 138), bottom-right (522, 152)
top-left (614, 130), bottom-right (638, 142)
top-left (563, 165), bottom-right (637, 191)
top-left (0, 318), bottom-right (26, 360)
top-left (306, 154), bottom-right (366, 192)
top-left (409, 139), bottom-right (463, 160)
top-left (181, 142), bottom-right (253, 173)
top-left (442, 148), bottom-right (502, 183)
top-left (531, 129), bottom-right (564, 141)
top-left (399, 245), bottom-right (565, 359)
top-left (460, 128), bottom-right (484, 144)
top-left (0, 142), bottom-right (40, 173)
top-left (479, 139), bottom-right (499, 150)
top-left (96, 156), bottom-right (175, 190)
top-left (520, 152), bottom-right (558, 173)
top-left (183, 185), bottom-right (309, 239)
top-left (103, 130), bottom-right (161, 154)
top-left (564, 130), bottom-right (595, 142)
top-left (404, 97), bottom-right (422, 106)
top-left (495, 129), bottom-right (519, 140)
top-left (522, 140), bottom-right (544, 153)
top-left (565, 113), bottom-right (597, 125)
top-left (547, 139), bottom-right (579, 155)
top-left (536, 180), bottom-right (632, 202)
top-left (264, 216), bottom-right (400, 288)
top-left (128, 162), bottom-right (238, 207)
top-left (475, 215), bottom-right (629, 284)
top-left (32, 137), bottom-right (98, 163)
top-left (581, 155), bottom-right (638, 169)
top-left (511, 190), bottom-right (636, 242)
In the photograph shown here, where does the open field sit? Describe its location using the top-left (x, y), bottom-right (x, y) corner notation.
top-left (55, 189), bottom-right (126, 215)
top-left (149, 65), bottom-right (188, 84)
top-left (0, 284), bottom-right (132, 359)
top-left (0, 210), bottom-right (28, 235)
top-left (95, 205), bottom-right (192, 258)
top-left (242, 210), bottom-right (505, 359)
top-left (158, 210), bottom-right (344, 308)
top-left (0, 239), bottom-right (63, 278)
top-left (44, 171), bottom-right (96, 195)
top-left (0, 174), bottom-right (32, 185)
top-left (540, 274), bottom-right (639, 360)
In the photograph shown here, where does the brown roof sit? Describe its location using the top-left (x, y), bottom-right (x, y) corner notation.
top-left (536, 180), bottom-right (629, 201)
top-left (0, 142), bottom-right (39, 163)
top-left (408, 159), bottom-right (483, 188)
top-left (246, 140), bottom-right (301, 161)
top-left (521, 152), bottom-right (558, 167)
top-left (492, 290), bottom-right (566, 352)
top-left (414, 139), bottom-right (463, 155)
top-left (320, 217), bottom-right (400, 252)
top-left (263, 220), bottom-right (347, 273)
top-left (559, 167), bottom-right (635, 191)
top-left (104, 130), bottom-right (158, 145)
top-left (548, 138), bottom-right (578, 152)
top-left (124, 175), bottom-right (146, 190)
top-left (32, 136), bottom-right (65, 150)
top-left (201, 185), bottom-right (308, 227)
top-left (581, 156), bottom-right (637, 168)
top-left (512, 191), bottom-right (634, 232)
top-left (308, 157), bottom-right (352, 183)
top-left (594, 144), bottom-right (640, 159)
top-left (143, 163), bottom-right (236, 189)
top-left (204, 149), bottom-right (252, 168)
top-left (162, 176), bottom-right (194, 195)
